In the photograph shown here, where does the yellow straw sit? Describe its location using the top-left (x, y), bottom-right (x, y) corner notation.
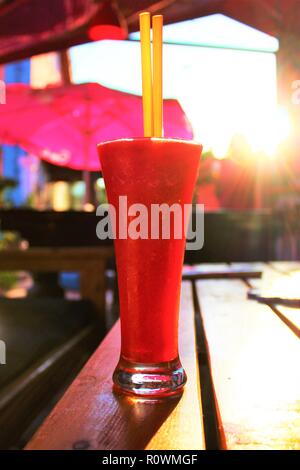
top-left (152, 15), bottom-right (163, 138)
top-left (139, 12), bottom-right (153, 137)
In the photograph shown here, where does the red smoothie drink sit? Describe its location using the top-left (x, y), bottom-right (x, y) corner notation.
top-left (98, 138), bottom-right (201, 397)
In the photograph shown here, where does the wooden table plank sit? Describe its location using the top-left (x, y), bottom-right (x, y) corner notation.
top-left (0, 247), bottom-right (113, 271)
top-left (182, 263), bottom-right (229, 281)
top-left (183, 263), bottom-right (262, 281)
top-left (246, 263), bottom-right (278, 290)
top-left (196, 278), bottom-right (300, 450)
top-left (229, 262), bottom-right (265, 274)
top-left (267, 263), bottom-right (300, 335)
top-left (26, 281), bottom-right (205, 450)
top-left (269, 261), bottom-right (300, 273)
top-left (229, 262), bottom-right (266, 270)
top-left (248, 262), bottom-right (300, 333)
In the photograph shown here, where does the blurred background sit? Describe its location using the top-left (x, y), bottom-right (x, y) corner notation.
top-left (0, 13), bottom-right (292, 213)
top-left (0, 0), bottom-right (300, 449)
top-left (0, 2), bottom-right (299, 265)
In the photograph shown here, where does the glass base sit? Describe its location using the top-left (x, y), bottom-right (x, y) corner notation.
top-left (113, 356), bottom-right (187, 398)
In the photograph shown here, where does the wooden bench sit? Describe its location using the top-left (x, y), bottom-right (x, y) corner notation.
top-left (0, 246), bottom-right (113, 449)
top-left (26, 262), bottom-right (300, 450)
top-left (0, 298), bottom-right (101, 449)
top-left (0, 247), bottom-right (113, 317)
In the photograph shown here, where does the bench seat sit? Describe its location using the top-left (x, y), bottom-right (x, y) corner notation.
top-left (0, 298), bottom-right (101, 449)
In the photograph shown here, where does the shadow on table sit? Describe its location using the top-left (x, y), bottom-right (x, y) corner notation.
top-left (94, 392), bottom-right (181, 450)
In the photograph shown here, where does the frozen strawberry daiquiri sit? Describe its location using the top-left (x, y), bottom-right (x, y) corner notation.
top-left (98, 138), bottom-right (202, 397)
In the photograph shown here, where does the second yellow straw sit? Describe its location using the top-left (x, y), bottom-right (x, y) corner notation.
top-left (152, 15), bottom-right (163, 138)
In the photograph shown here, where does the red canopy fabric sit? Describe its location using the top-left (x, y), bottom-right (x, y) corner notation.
top-left (0, 82), bottom-right (193, 171)
top-left (0, 0), bottom-right (128, 64)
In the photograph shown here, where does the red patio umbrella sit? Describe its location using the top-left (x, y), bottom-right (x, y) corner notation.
top-left (0, 82), bottom-right (193, 172)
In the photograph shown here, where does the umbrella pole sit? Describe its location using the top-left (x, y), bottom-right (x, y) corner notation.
top-left (83, 170), bottom-right (92, 206)
top-left (59, 50), bottom-right (72, 84)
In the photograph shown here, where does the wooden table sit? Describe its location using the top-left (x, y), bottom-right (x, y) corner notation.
top-left (26, 262), bottom-right (300, 450)
top-left (194, 261), bottom-right (300, 450)
top-left (0, 247), bottom-right (113, 317)
top-left (26, 281), bottom-right (205, 450)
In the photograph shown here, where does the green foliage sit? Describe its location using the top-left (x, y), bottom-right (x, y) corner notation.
top-left (0, 271), bottom-right (17, 290)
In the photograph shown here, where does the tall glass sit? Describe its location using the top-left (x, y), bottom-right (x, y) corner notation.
top-left (98, 138), bottom-right (202, 398)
